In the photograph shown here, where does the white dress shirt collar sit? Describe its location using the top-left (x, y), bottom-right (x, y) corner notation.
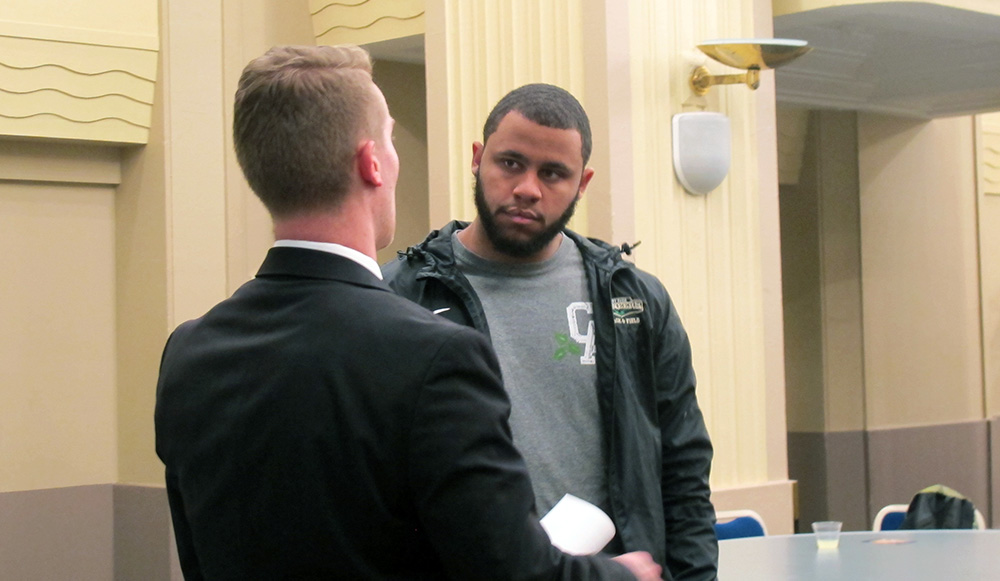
top-left (273, 239), bottom-right (383, 280)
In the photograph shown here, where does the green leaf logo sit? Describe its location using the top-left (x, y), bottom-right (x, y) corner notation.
top-left (553, 333), bottom-right (582, 360)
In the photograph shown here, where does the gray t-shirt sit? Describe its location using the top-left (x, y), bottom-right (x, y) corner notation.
top-left (453, 235), bottom-right (609, 519)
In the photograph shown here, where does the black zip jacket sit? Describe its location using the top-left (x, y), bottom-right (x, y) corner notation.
top-left (383, 222), bottom-right (719, 580)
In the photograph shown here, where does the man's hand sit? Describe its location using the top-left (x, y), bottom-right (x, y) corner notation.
top-left (612, 551), bottom-right (663, 581)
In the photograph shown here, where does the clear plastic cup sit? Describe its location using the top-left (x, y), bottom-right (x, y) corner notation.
top-left (812, 521), bottom-right (843, 549)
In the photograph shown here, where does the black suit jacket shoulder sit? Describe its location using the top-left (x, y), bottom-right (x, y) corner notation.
top-left (155, 247), bottom-right (631, 580)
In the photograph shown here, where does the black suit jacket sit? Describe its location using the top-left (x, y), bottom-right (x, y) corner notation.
top-left (155, 247), bottom-right (631, 580)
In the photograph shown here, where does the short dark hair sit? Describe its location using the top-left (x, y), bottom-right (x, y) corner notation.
top-left (233, 45), bottom-right (377, 218)
top-left (482, 83), bottom-right (592, 165)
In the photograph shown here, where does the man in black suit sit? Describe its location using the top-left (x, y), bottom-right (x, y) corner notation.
top-left (154, 45), bottom-right (661, 580)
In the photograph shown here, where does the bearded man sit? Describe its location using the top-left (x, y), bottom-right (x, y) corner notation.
top-left (383, 83), bottom-right (719, 580)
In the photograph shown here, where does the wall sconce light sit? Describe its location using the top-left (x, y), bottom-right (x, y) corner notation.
top-left (673, 112), bottom-right (731, 195)
top-left (674, 38), bottom-right (811, 195)
top-left (689, 38), bottom-right (811, 95)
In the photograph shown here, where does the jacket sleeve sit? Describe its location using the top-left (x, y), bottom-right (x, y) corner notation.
top-left (157, 326), bottom-right (207, 581)
top-left (408, 325), bottom-right (635, 581)
top-left (654, 295), bottom-right (718, 580)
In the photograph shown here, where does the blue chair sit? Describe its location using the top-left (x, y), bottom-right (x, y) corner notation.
top-left (873, 504), bottom-right (908, 531)
top-left (874, 501), bottom-right (987, 531)
top-left (715, 509), bottom-right (767, 540)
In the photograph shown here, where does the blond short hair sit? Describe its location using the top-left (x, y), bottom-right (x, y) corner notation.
top-left (233, 45), bottom-right (379, 217)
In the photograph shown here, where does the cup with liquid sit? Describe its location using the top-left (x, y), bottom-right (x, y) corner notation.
top-left (812, 521), bottom-right (843, 549)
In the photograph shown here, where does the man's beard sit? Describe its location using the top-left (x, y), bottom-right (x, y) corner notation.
top-left (473, 171), bottom-right (578, 259)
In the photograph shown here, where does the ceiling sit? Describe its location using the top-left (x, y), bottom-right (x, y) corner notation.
top-left (364, 4), bottom-right (1000, 120)
top-left (773, 2), bottom-right (1000, 118)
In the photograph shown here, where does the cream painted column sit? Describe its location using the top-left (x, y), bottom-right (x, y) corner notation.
top-left (425, 0), bottom-right (586, 227)
top-left (977, 113), bottom-right (1000, 419)
top-left (626, 0), bottom-right (791, 530)
top-left (118, 0), bottom-right (323, 484)
top-left (580, 0), bottom-right (635, 245)
top-left (117, 0), bottom-right (229, 484)
top-left (753, 0), bottom-right (791, 485)
top-left (161, 0), bottom-right (228, 326)
top-left (222, 0), bottom-right (316, 288)
top-left (976, 112), bottom-right (1000, 528)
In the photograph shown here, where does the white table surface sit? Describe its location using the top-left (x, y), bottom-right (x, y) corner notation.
top-left (718, 529), bottom-right (1000, 580)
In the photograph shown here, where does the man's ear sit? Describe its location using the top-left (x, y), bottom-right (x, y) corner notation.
top-left (470, 141), bottom-right (485, 176)
top-left (357, 140), bottom-right (383, 187)
top-left (576, 167), bottom-right (596, 200)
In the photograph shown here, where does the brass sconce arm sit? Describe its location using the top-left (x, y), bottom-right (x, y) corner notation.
top-left (690, 66), bottom-right (760, 96)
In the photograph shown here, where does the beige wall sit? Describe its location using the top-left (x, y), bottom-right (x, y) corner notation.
top-left (978, 112), bottom-right (1000, 418)
top-left (859, 114), bottom-right (983, 428)
top-left (117, 116), bottom-right (169, 485)
top-left (780, 104), bottom-right (999, 529)
top-left (781, 110), bottom-right (865, 434)
top-left (5, 0), bottom-right (996, 503)
top-left (1, 0), bottom-right (797, 535)
top-left (374, 60), bottom-right (430, 263)
top-left (0, 0), bottom-right (155, 33)
top-left (1, 0), bottom-right (317, 491)
top-left (0, 0), bottom-right (162, 492)
top-left (785, 111), bottom-right (992, 433)
top-left (780, 110), bottom-right (830, 435)
top-left (816, 112), bottom-right (866, 434)
top-left (0, 151), bottom-right (119, 491)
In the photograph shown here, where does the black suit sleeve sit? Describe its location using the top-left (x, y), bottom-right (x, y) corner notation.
top-left (408, 326), bottom-right (634, 581)
top-left (164, 470), bottom-right (206, 581)
top-left (157, 326), bottom-right (206, 581)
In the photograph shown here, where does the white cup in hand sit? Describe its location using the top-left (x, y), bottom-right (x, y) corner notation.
top-left (540, 494), bottom-right (616, 555)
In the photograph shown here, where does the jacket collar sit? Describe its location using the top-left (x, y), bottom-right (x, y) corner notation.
top-left (409, 220), bottom-right (625, 269)
top-left (257, 246), bottom-right (391, 292)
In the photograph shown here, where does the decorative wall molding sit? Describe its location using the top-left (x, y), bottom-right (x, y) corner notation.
top-left (0, 139), bottom-right (120, 184)
top-left (0, 20), bottom-right (156, 144)
top-left (311, 0), bottom-right (424, 47)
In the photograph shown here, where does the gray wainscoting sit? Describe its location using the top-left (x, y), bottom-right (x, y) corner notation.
top-left (867, 420), bottom-right (990, 525)
top-left (0, 484), bottom-right (172, 580)
top-left (790, 418), bottom-right (994, 533)
top-left (788, 429), bottom-right (869, 531)
top-left (113, 485), bottom-right (173, 580)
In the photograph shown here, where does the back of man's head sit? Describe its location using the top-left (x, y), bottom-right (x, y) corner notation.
top-left (233, 45), bottom-right (376, 218)
top-left (482, 83), bottom-right (592, 165)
